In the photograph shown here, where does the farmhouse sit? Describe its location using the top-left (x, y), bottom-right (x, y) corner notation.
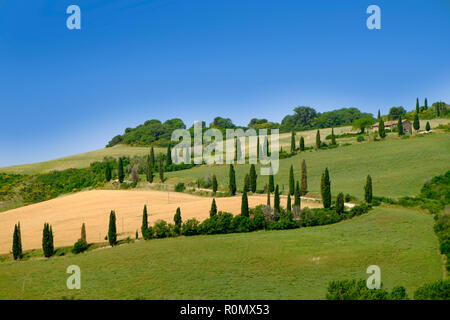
top-left (372, 119), bottom-right (411, 134)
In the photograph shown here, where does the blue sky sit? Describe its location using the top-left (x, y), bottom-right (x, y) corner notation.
top-left (0, 0), bottom-right (449, 167)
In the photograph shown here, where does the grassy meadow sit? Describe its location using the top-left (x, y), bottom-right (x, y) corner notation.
top-left (0, 206), bottom-right (442, 300)
top-left (167, 131), bottom-right (450, 199)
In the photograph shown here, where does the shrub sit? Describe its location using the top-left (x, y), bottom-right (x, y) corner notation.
top-left (181, 218), bottom-right (201, 236)
top-left (231, 215), bottom-right (253, 233)
top-left (153, 220), bottom-right (173, 238)
top-left (413, 279), bottom-right (450, 300)
top-left (356, 135), bottom-right (365, 142)
top-left (174, 182), bottom-right (186, 192)
top-left (72, 238), bottom-right (89, 254)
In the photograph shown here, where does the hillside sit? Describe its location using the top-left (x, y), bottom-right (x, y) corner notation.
top-left (0, 206), bottom-right (442, 299)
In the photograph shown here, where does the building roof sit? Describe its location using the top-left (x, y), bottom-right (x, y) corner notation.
top-left (372, 119), bottom-right (410, 127)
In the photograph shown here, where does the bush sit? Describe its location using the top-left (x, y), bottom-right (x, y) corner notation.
top-left (231, 215), bottom-right (253, 233)
top-left (181, 219), bottom-right (201, 236)
top-left (326, 279), bottom-right (390, 300)
top-left (174, 182), bottom-right (186, 192)
top-left (356, 135), bottom-right (365, 142)
top-left (413, 279), bottom-right (450, 300)
top-left (72, 238), bottom-right (89, 254)
top-left (153, 220), bottom-right (173, 238)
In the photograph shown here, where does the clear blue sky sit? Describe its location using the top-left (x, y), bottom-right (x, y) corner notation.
top-left (1, 0), bottom-right (449, 167)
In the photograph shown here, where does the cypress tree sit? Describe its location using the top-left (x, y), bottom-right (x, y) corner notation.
top-left (274, 185), bottom-right (280, 213)
top-left (286, 194), bottom-right (291, 212)
top-left (416, 98), bottom-right (420, 114)
top-left (316, 130), bottom-right (321, 149)
top-left (81, 223), bottom-right (86, 242)
top-left (174, 207), bottom-right (182, 234)
top-left (108, 210), bottom-right (117, 246)
top-left (118, 157), bottom-right (125, 183)
top-left (250, 164), bottom-right (257, 193)
top-left (166, 144), bottom-right (172, 166)
top-left (413, 113), bottom-right (420, 131)
top-left (105, 164), bottom-right (112, 182)
top-left (321, 168), bottom-right (331, 209)
top-left (300, 159), bottom-right (308, 196)
top-left (241, 191), bottom-right (249, 217)
top-left (257, 136), bottom-right (260, 161)
top-left (159, 155), bottom-right (164, 182)
top-left (299, 136), bottom-right (305, 151)
top-left (290, 131), bottom-right (296, 152)
top-left (331, 128), bottom-right (336, 145)
top-left (229, 164), bottom-right (236, 195)
top-left (267, 187), bottom-right (271, 206)
top-left (210, 198), bottom-right (217, 218)
top-left (42, 223), bottom-right (54, 258)
top-left (244, 174), bottom-right (250, 193)
top-left (289, 165), bottom-right (295, 196)
top-left (12, 223), bottom-right (22, 260)
top-left (141, 205), bottom-right (148, 238)
top-left (336, 192), bottom-right (344, 214)
top-left (377, 109), bottom-right (381, 121)
top-left (150, 147), bottom-right (155, 167)
top-left (397, 116), bottom-right (404, 136)
top-left (424, 98), bottom-right (428, 109)
top-left (364, 175), bottom-right (373, 203)
top-left (268, 172), bottom-right (274, 193)
top-left (294, 181), bottom-right (301, 207)
top-left (426, 121), bottom-right (431, 131)
top-left (264, 136), bottom-right (269, 156)
top-left (379, 118), bottom-right (386, 138)
top-left (146, 154), bottom-right (153, 183)
top-left (212, 174), bottom-right (218, 193)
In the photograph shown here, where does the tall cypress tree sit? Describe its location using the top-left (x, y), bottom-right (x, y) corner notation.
top-left (108, 210), bottom-right (117, 246)
top-left (289, 165), bottom-right (295, 196)
top-left (267, 187), bottom-right (271, 206)
top-left (81, 223), bottom-right (86, 242)
top-left (105, 164), bottom-right (112, 182)
top-left (212, 174), bottom-right (218, 193)
top-left (286, 194), bottom-right (291, 212)
top-left (397, 116), bottom-right (404, 136)
top-left (321, 168), bottom-right (331, 209)
top-left (299, 136), bottom-right (305, 151)
top-left (300, 159), bottom-right (308, 196)
top-left (364, 175), bottom-right (373, 203)
top-left (150, 147), bottom-right (155, 167)
top-left (244, 174), bottom-right (250, 193)
top-left (210, 198), bottom-right (217, 218)
top-left (146, 154), bottom-right (153, 183)
top-left (241, 191), bottom-right (249, 217)
top-left (42, 223), bottom-right (54, 258)
top-left (316, 130), bottom-right (321, 149)
top-left (268, 172), bottom-right (274, 193)
top-left (290, 131), bottom-right (296, 153)
top-left (256, 136), bottom-right (260, 161)
top-left (274, 185), bottom-right (280, 213)
top-left (336, 192), bottom-right (344, 214)
top-left (413, 113), bottom-right (420, 131)
top-left (379, 117), bottom-right (386, 138)
top-left (12, 222), bottom-right (22, 260)
top-left (166, 144), bottom-right (172, 166)
top-left (416, 98), bottom-right (420, 114)
top-left (250, 164), bottom-right (257, 193)
top-left (118, 157), bottom-right (125, 183)
top-left (294, 181), bottom-right (301, 207)
top-left (174, 207), bottom-right (182, 234)
top-left (141, 205), bottom-right (148, 238)
top-left (377, 109), bottom-right (381, 121)
top-left (159, 155), bottom-right (164, 182)
top-left (424, 98), bottom-right (428, 109)
top-left (331, 128), bottom-right (336, 145)
top-left (229, 164), bottom-right (236, 195)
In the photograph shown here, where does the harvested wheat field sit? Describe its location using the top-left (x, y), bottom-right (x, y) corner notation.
top-left (0, 190), bottom-right (321, 254)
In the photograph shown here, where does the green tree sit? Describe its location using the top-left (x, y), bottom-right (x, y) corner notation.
top-left (300, 159), bottom-right (308, 196)
top-left (289, 165), bottom-right (295, 196)
top-left (141, 205), bottom-right (148, 238)
top-left (299, 136), bottom-right (305, 151)
top-left (150, 147), bottom-right (155, 167)
top-left (294, 181), bottom-right (301, 207)
top-left (267, 187), bottom-right (271, 206)
top-left (174, 207), bottom-right (182, 234)
top-left (108, 210), bottom-right (117, 246)
top-left (321, 168), bottom-right (331, 209)
top-left (364, 175), bottom-right (373, 203)
top-left (426, 121), bottom-right (431, 131)
top-left (268, 171), bottom-right (275, 193)
top-left (146, 154), bottom-right (153, 183)
top-left (159, 155), bottom-right (164, 182)
top-left (397, 116), bottom-right (404, 136)
top-left (316, 130), bottom-right (321, 149)
top-left (166, 144), bottom-right (172, 166)
top-left (352, 117), bottom-right (375, 134)
top-left (81, 223), bottom-right (86, 242)
top-left (241, 191), bottom-right (249, 217)
top-left (336, 192), bottom-right (344, 214)
top-left (424, 98), bottom-right (428, 109)
top-left (105, 164), bottom-right (112, 182)
top-left (210, 198), bottom-right (217, 218)
top-left (379, 118), bottom-right (386, 138)
top-left (42, 223), bottom-right (54, 258)
top-left (250, 164), bottom-right (257, 193)
top-left (286, 194), bottom-right (291, 212)
top-left (413, 113), bottom-right (420, 131)
top-left (243, 174), bottom-right (250, 193)
top-left (274, 185), bottom-right (280, 213)
top-left (229, 164), bottom-right (236, 195)
top-left (377, 109), bottom-right (381, 121)
top-left (12, 222), bottom-right (22, 260)
top-left (118, 157), bottom-right (125, 183)
top-left (212, 174), bottom-right (218, 193)
top-left (331, 128), bottom-right (336, 145)
top-left (290, 131), bottom-right (296, 152)
top-left (416, 97), bottom-right (420, 114)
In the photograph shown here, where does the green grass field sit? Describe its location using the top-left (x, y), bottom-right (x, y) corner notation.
top-left (0, 206), bottom-right (442, 300)
top-left (167, 132), bottom-right (450, 199)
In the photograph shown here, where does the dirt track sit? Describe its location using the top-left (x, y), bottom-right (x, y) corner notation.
top-left (0, 190), bottom-right (321, 254)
